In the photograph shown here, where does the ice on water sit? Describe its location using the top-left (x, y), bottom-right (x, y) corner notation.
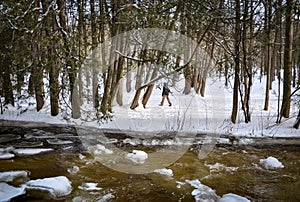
top-left (185, 179), bottom-right (251, 202)
top-left (78, 182), bottom-right (102, 191)
top-left (26, 176), bottom-right (72, 198)
top-left (153, 168), bottom-right (173, 177)
top-left (219, 193), bottom-right (251, 202)
top-left (126, 150), bottom-right (148, 164)
top-left (0, 170), bottom-right (29, 182)
top-left (0, 183), bottom-right (26, 202)
top-left (260, 156), bottom-right (284, 170)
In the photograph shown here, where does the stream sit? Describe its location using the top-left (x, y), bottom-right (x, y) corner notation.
top-left (0, 121), bottom-right (299, 201)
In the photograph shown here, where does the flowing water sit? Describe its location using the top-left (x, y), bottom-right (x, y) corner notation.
top-left (0, 122), bottom-right (299, 201)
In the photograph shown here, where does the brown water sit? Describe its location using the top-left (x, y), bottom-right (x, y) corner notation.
top-left (1, 144), bottom-right (299, 202)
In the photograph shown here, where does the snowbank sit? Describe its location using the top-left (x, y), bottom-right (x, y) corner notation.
top-left (26, 176), bottom-right (72, 198)
top-left (260, 156), bottom-right (284, 169)
top-left (126, 150), bottom-right (148, 164)
top-left (153, 168), bottom-right (173, 177)
top-left (0, 74), bottom-right (299, 143)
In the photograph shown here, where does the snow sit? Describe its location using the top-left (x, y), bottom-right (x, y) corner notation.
top-left (14, 148), bottom-right (53, 155)
top-left (0, 72), bottom-right (299, 142)
top-left (0, 171), bottom-right (29, 182)
top-left (78, 182), bottom-right (102, 191)
top-left (260, 156), bottom-right (284, 170)
top-left (26, 176), bottom-right (72, 198)
top-left (0, 183), bottom-right (26, 202)
top-left (219, 193), bottom-right (251, 202)
top-left (153, 168), bottom-right (173, 177)
top-left (126, 150), bottom-right (148, 164)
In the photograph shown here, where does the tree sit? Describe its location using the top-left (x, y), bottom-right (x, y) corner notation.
top-left (263, 0), bottom-right (273, 111)
top-left (231, 0), bottom-right (241, 124)
top-left (281, 0), bottom-right (294, 119)
top-left (0, 22), bottom-right (14, 106)
top-left (294, 109), bottom-right (300, 129)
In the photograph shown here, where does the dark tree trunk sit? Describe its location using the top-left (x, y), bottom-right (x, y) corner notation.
top-left (2, 67), bottom-right (14, 106)
top-left (281, 0), bottom-right (294, 118)
top-left (231, 0), bottom-right (241, 124)
top-left (293, 109), bottom-right (300, 129)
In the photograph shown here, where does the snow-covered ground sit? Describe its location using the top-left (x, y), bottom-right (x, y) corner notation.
top-left (0, 74), bottom-right (299, 138)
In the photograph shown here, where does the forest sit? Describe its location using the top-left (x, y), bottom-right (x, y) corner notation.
top-left (0, 0), bottom-right (299, 128)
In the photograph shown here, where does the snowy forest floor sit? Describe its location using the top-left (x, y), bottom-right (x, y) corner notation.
top-left (0, 75), bottom-right (299, 141)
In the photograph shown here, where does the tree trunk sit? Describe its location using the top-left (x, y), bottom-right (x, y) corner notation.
top-left (183, 65), bottom-right (192, 94)
top-left (142, 84), bottom-right (154, 108)
top-left (231, 0), bottom-right (241, 124)
top-left (42, 0), bottom-right (59, 116)
top-left (91, 0), bottom-right (99, 108)
top-left (31, 43), bottom-right (44, 111)
top-left (116, 78), bottom-right (123, 106)
top-left (49, 57), bottom-right (59, 116)
top-left (293, 109), bottom-right (300, 129)
top-left (2, 67), bottom-right (14, 106)
top-left (281, 0), bottom-right (294, 118)
top-left (263, 0), bottom-right (272, 111)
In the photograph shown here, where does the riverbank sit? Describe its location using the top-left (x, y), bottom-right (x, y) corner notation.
top-left (1, 120), bottom-right (300, 149)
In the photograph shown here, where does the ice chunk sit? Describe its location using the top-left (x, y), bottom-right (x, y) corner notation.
top-left (0, 146), bottom-right (15, 152)
top-left (78, 182), bottom-right (102, 191)
top-left (14, 148), bottom-right (53, 155)
top-left (176, 181), bottom-right (186, 189)
top-left (126, 150), bottom-right (148, 164)
top-left (26, 176), bottom-right (72, 198)
top-left (67, 166), bottom-right (79, 175)
top-left (98, 193), bottom-right (115, 202)
top-left (186, 179), bottom-right (220, 202)
top-left (47, 139), bottom-right (73, 145)
top-left (0, 171), bottom-right (29, 182)
top-left (205, 162), bottom-right (238, 173)
top-left (260, 156), bottom-right (284, 169)
top-left (92, 144), bottom-right (113, 155)
top-left (78, 153), bottom-right (86, 160)
top-left (153, 168), bottom-right (173, 177)
top-left (0, 152), bottom-right (15, 160)
top-left (0, 134), bottom-right (21, 143)
top-left (219, 193), bottom-right (251, 202)
top-left (0, 183), bottom-right (26, 201)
